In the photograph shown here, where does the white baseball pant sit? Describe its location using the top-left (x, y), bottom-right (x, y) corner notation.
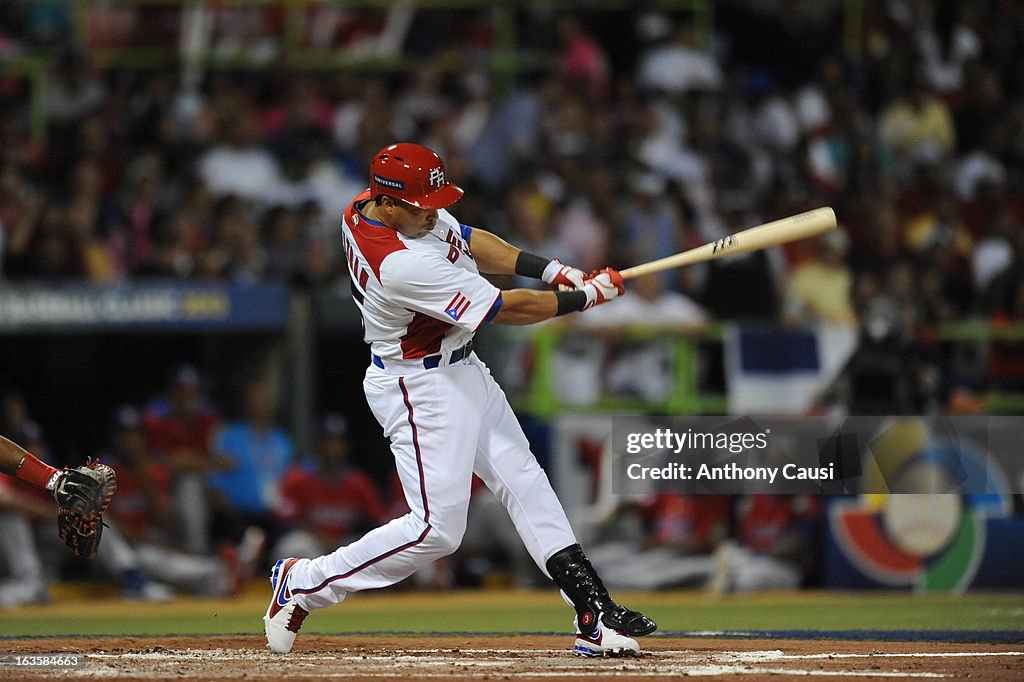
top-left (288, 353), bottom-right (577, 611)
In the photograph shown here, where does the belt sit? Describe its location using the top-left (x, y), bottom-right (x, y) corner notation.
top-left (372, 341), bottom-right (474, 371)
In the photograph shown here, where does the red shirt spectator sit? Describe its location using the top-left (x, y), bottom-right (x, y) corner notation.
top-left (278, 464), bottom-right (386, 542)
top-left (640, 494), bottom-right (730, 553)
top-left (736, 495), bottom-right (820, 556)
top-left (142, 365), bottom-right (220, 473)
top-left (556, 16), bottom-right (610, 101)
top-left (277, 414), bottom-right (387, 545)
top-left (107, 459), bottom-right (171, 541)
top-left (104, 404), bottom-right (174, 542)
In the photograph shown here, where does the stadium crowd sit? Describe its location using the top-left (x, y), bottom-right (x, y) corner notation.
top-left (1, 1), bottom-right (1023, 603)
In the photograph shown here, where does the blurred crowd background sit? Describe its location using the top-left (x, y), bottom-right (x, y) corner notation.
top-left (1, 0), bottom-right (1023, 605)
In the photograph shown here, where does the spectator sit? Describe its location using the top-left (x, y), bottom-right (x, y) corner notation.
top-left (197, 104), bottom-right (282, 204)
top-left (396, 64), bottom-right (449, 136)
top-left (708, 494), bottom-right (821, 593)
top-left (263, 205), bottom-right (309, 284)
top-left (143, 364), bottom-right (223, 554)
top-left (0, 163), bottom-right (43, 279)
top-left (569, 272), bottom-right (708, 403)
top-left (914, 2), bottom-right (981, 97)
top-left (785, 229), bottom-right (857, 327)
top-left (107, 151), bottom-right (168, 277)
top-left (44, 50), bottom-right (105, 126)
top-left (636, 16), bottom-right (721, 96)
top-left (878, 70), bottom-right (955, 169)
top-left (0, 473), bottom-right (52, 607)
top-left (816, 293), bottom-right (942, 415)
top-left (617, 172), bottom-right (687, 292)
top-left (555, 15), bottom-right (610, 102)
top-left (699, 211), bottom-right (785, 321)
top-left (0, 394), bottom-right (51, 608)
top-left (584, 495), bottom-right (730, 591)
top-left (101, 405), bottom-right (264, 600)
top-left (272, 414), bottom-right (386, 561)
top-left (210, 381), bottom-right (294, 543)
top-left (983, 231), bottom-right (1024, 391)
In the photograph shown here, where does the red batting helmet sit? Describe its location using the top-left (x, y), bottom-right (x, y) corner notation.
top-left (369, 143), bottom-right (464, 210)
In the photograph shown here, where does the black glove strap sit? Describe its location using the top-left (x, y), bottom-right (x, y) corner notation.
top-left (555, 290), bottom-right (587, 316)
top-left (515, 251), bottom-right (549, 279)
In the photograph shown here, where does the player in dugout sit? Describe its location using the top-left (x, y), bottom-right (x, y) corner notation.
top-left (264, 142), bottom-right (657, 657)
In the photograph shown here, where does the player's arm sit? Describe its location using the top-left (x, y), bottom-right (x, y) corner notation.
top-left (493, 269), bottom-right (625, 325)
top-left (469, 228), bottom-right (586, 290)
top-left (2, 434), bottom-right (117, 559)
top-left (1, 434), bottom-right (59, 488)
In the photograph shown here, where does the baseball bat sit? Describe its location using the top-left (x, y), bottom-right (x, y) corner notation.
top-left (619, 207), bottom-right (837, 280)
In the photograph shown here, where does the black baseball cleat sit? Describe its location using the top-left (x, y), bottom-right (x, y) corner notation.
top-left (547, 544), bottom-right (658, 638)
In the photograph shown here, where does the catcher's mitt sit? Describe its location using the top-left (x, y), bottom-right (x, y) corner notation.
top-left (52, 459), bottom-right (118, 559)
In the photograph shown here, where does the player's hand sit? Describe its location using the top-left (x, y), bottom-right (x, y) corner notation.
top-left (582, 268), bottom-right (625, 309)
top-left (541, 259), bottom-right (587, 291)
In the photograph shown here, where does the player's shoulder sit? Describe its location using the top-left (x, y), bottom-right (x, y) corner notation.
top-left (379, 243), bottom-right (450, 282)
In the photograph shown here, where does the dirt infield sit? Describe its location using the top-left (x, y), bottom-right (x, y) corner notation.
top-left (1, 635), bottom-right (1022, 681)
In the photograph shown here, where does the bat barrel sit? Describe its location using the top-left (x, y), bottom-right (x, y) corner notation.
top-left (620, 207), bottom-right (836, 280)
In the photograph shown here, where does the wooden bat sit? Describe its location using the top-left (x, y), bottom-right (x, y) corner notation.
top-left (619, 207), bottom-right (837, 280)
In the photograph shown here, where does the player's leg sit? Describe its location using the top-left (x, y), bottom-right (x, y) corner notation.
top-left (289, 366), bottom-right (483, 606)
top-left (726, 551), bottom-right (801, 593)
top-left (173, 473), bottom-right (211, 554)
top-left (468, 360), bottom-right (656, 654)
top-left (93, 520), bottom-right (168, 602)
top-left (266, 364), bottom-right (485, 653)
top-left (0, 511), bottom-right (49, 607)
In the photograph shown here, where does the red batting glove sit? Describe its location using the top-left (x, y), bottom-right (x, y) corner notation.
top-left (582, 267), bottom-right (625, 309)
top-left (541, 259), bottom-right (587, 291)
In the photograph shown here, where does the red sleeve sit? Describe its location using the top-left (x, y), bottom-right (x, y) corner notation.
top-left (277, 468), bottom-right (307, 521)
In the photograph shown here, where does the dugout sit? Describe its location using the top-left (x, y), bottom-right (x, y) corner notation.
top-left (0, 282), bottom-right (322, 468)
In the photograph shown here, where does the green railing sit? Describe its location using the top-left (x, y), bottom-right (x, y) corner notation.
top-left (0, 57), bottom-right (48, 146)
top-left (514, 321), bottom-right (1024, 417)
top-left (514, 323), bottom-right (727, 417)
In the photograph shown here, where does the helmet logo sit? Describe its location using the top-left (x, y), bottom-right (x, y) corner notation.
top-left (428, 167), bottom-right (445, 189)
top-left (373, 174), bottom-right (405, 191)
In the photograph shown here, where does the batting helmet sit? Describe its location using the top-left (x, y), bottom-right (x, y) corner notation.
top-left (370, 143), bottom-right (464, 210)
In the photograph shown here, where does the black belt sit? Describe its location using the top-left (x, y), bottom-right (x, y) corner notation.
top-left (372, 341), bottom-right (473, 370)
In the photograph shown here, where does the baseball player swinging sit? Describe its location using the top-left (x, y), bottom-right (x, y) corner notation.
top-left (264, 143), bottom-right (657, 657)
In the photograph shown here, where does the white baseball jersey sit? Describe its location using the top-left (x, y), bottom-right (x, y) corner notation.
top-left (341, 189), bottom-right (502, 363)
top-left (283, 189), bottom-right (578, 613)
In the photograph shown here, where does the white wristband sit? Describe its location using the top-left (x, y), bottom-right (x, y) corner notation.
top-left (582, 282), bottom-right (597, 306)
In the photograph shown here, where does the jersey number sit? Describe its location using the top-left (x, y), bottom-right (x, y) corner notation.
top-left (343, 234), bottom-right (371, 293)
top-left (444, 230), bottom-right (473, 264)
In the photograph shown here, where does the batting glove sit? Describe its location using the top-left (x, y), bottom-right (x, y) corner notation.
top-left (542, 259), bottom-right (587, 291)
top-left (582, 268), bottom-right (625, 309)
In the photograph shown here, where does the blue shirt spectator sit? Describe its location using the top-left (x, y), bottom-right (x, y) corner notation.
top-left (209, 382), bottom-right (293, 516)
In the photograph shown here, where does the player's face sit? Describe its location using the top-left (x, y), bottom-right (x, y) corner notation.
top-left (388, 198), bottom-right (438, 238)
